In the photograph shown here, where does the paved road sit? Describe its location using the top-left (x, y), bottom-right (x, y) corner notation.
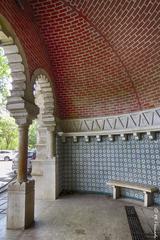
top-left (0, 161), bottom-right (15, 188)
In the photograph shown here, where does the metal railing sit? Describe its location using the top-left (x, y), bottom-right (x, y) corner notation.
top-left (0, 176), bottom-right (16, 214)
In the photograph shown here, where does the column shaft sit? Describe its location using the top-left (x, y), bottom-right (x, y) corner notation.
top-left (47, 129), bottom-right (56, 159)
top-left (17, 125), bottom-right (29, 183)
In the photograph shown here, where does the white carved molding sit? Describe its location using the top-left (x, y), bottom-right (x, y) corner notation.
top-left (0, 22), bottom-right (38, 125)
top-left (32, 69), bottom-right (56, 129)
top-left (120, 134), bottom-right (127, 141)
top-left (59, 108), bottom-right (160, 136)
top-left (73, 136), bottom-right (78, 142)
top-left (108, 134), bottom-right (114, 142)
top-left (58, 108), bottom-right (160, 139)
top-left (146, 131), bottom-right (155, 140)
top-left (96, 135), bottom-right (101, 142)
top-left (133, 132), bottom-right (140, 141)
top-left (84, 136), bottom-right (89, 142)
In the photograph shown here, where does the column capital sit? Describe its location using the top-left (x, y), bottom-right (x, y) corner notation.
top-left (18, 124), bottom-right (30, 129)
top-left (7, 98), bottom-right (39, 126)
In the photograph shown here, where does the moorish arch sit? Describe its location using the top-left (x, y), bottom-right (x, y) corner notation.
top-left (30, 69), bottom-right (59, 201)
top-left (31, 68), bottom-right (55, 129)
top-left (0, 15), bottom-right (38, 125)
top-left (0, 15), bottom-right (39, 229)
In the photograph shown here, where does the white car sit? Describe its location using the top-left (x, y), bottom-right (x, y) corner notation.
top-left (0, 150), bottom-right (16, 161)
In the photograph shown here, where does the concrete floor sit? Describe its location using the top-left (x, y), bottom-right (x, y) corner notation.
top-left (0, 193), bottom-right (159, 240)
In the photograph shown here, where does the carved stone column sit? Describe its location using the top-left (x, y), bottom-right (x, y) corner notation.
top-left (6, 99), bottom-right (39, 229)
top-left (32, 125), bottom-right (59, 200)
top-left (7, 122), bottom-right (35, 229)
top-left (17, 124), bottom-right (29, 183)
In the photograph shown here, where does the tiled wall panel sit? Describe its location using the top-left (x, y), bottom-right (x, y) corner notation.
top-left (57, 133), bottom-right (160, 204)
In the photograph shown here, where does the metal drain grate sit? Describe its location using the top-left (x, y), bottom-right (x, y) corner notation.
top-left (125, 206), bottom-right (146, 240)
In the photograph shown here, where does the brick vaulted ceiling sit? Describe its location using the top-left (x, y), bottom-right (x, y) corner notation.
top-left (29, 0), bottom-right (160, 119)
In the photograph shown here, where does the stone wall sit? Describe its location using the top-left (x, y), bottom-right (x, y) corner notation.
top-left (57, 133), bottom-right (160, 204)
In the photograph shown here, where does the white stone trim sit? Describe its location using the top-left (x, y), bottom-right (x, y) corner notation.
top-left (58, 108), bottom-right (160, 137)
top-left (31, 69), bottom-right (55, 129)
top-left (0, 17), bottom-right (38, 125)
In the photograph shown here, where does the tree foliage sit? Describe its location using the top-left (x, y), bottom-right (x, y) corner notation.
top-left (0, 117), bottom-right (18, 149)
top-left (0, 117), bottom-right (38, 150)
top-left (28, 120), bottom-right (37, 149)
top-left (0, 49), bottom-right (11, 113)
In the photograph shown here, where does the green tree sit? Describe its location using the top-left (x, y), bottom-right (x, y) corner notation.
top-left (0, 49), bottom-right (11, 113)
top-left (28, 120), bottom-right (37, 149)
top-left (0, 117), bottom-right (18, 149)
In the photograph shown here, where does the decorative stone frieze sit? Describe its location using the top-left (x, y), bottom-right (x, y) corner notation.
top-left (58, 108), bottom-right (160, 140)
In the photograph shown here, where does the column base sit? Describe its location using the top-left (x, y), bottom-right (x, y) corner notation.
top-left (32, 158), bottom-right (59, 201)
top-left (7, 180), bottom-right (35, 229)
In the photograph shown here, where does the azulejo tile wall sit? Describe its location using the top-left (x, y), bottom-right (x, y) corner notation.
top-left (57, 133), bottom-right (160, 204)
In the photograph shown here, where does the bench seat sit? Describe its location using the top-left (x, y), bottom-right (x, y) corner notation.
top-left (107, 180), bottom-right (159, 207)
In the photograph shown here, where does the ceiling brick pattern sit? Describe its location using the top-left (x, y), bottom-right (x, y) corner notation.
top-left (29, 0), bottom-right (160, 119)
top-left (0, 0), bottom-right (159, 119)
top-left (0, 0), bottom-right (53, 79)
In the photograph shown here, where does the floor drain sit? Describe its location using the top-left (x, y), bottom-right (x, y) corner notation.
top-left (125, 206), bottom-right (146, 240)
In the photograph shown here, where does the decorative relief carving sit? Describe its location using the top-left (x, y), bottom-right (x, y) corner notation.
top-left (0, 23), bottom-right (39, 125)
top-left (59, 108), bottom-right (160, 137)
top-left (32, 69), bottom-right (56, 129)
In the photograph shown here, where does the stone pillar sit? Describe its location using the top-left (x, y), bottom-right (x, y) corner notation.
top-left (6, 84), bottom-right (39, 229)
top-left (17, 125), bottom-right (29, 183)
top-left (32, 126), bottom-right (59, 200)
top-left (7, 180), bottom-right (35, 229)
top-left (7, 123), bottom-right (35, 229)
top-left (48, 128), bottom-right (54, 158)
top-left (47, 127), bottom-right (59, 198)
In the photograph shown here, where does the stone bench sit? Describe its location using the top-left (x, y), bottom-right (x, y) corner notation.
top-left (107, 180), bottom-right (159, 207)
